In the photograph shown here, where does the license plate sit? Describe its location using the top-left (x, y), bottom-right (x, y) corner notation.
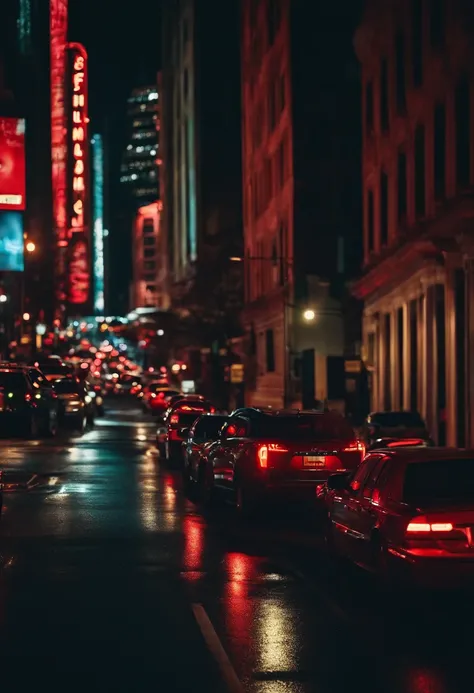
top-left (303, 456), bottom-right (326, 467)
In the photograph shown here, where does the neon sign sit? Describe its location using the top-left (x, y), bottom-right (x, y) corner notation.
top-left (67, 43), bottom-right (90, 308)
top-left (91, 134), bottom-right (105, 313)
top-left (50, 0), bottom-right (68, 303)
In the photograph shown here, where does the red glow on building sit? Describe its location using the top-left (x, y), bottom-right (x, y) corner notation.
top-left (0, 118), bottom-right (26, 211)
top-left (50, 0), bottom-right (68, 303)
top-left (67, 43), bottom-right (91, 308)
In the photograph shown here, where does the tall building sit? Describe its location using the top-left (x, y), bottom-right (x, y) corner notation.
top-left (353, 0), bottom-right (474, 446)
top-left (131, 201), bottom-right (167, 310)
top-left (240, 0), bottom-right (362, 408)
top-left (161, 0), bottom-right (242, 336)
top-left (120, 85), bottom-right (159, 208)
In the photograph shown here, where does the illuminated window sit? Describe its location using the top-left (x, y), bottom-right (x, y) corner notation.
top-left (380, 171), bottom-right (388, 245)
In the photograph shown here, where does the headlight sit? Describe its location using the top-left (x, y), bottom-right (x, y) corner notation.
top-left (89, 391), bottom-right (96, 398)
top-left (85, 395), bottom-right (92, 404)
top-left (96, 396), bottom-right (103, 406)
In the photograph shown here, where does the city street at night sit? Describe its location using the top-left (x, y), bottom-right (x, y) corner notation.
top-left (0, 399), bottom-right (470, 693)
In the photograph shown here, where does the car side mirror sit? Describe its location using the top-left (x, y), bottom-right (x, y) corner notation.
top-left (327, 473), bottom-right (351, 491)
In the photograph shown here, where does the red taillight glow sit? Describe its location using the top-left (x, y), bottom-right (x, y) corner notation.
top-left (406, 521), bottom-right (453, 533)
top-left (25, 393), bottom-right (32, 402)
top-left (343, 441), bottom-right (365, 455)
top-left (257, 443), bottom-right (288, 468)
top-left (386, 438), bottom-right (424, 448)
top-left (210, 407), bottom-right (215, 413)
top-left (170, 414), bottom-right (179, 425)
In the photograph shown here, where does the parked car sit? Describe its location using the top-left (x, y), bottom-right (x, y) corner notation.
top-left (0, 367), bottom-right (59, 437)
top-left (52, 377), bottom-right (94, 431)
top-left (362, 411), bottom-right (433, 449)
top-left (322, 447), bottom-right (474, 587)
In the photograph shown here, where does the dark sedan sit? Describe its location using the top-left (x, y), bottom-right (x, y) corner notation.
top-left (182, 413), bottom-right (228, 497)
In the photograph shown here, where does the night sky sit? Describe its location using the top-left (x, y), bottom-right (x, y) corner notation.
top-left (68, 0), bottom-right (161, 312)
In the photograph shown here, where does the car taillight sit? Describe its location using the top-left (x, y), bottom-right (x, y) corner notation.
top-left (170, 414), bottom-right (179, 425)
top-left (386, 438), bottom-right (424, 448)
top-left (257, 443), bottom-right (288, 469)
top-left (343, 441), bottom-right (365, 455)
top-left (210, 407), bottom-right (215, 413)
top-left (406, 519), bottom-right (454, 534)
top-left (150, 393), bottom-right (156, 398)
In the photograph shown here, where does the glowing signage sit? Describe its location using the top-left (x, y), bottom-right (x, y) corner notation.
top-left (50, 0), bottom-right (68, 302)
top-left (0, 118), bottom-right (26, 210)
top-left (91, 134), bottom-right (105, 313)
top-left (67, 43), bottom-right (90, 308)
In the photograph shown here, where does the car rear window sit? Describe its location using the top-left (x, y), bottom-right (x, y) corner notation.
top-left (178, 413), bottom-right (203, 426)
top-left (251, 415), bottom-right (355, 441)
top-left (403, 458), bottom-right (474, 506)
top-left (0, 372), bottom-right (28, 390)
top-left (372, 412), bottom-right (424, 427)
top-left (195, 415), bottom-right (227, 437)
top-left (53, 380), bottom-right (81, 394)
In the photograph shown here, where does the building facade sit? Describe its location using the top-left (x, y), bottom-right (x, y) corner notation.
top-left (120, 85), bottom-right (159, 208)
top-left (130, 201), bottom-right (169, 310)
top-left (161, 0), bottom-right (242, 335)
top-left (353, 0), bottom-right (474, 446)
top-left (241, 0), bottom-right (362, 408)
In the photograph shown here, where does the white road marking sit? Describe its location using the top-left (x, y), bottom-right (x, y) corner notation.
top-left (192, 603), bottom-right (244, 693)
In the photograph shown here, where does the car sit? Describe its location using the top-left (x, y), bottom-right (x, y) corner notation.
top-left (362, 411), bottom-right (433, 448)
top-left (323, 447), bottom-right (474, 587)
top-left (157, 399), bottom-right (215, 464)
top-left (51, 377), bottom-right (94, 431)
top-left (182, 413), bottom-right (229, 497)
top-left (142, 385), bottom-right (181, 415)
top-left (200, 409), bottom-right (364, 516)
top-left (0, 368), bottom-right (58, 438)
top-left (29, 358), bottom-right (74, 382)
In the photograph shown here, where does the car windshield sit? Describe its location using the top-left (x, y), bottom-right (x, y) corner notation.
top-left (371, 412), bottom-right (425, 428)
top-left (177, 413), bottom-right (203, 426)
top-left (251, 415), bottom-right (355, 441)
top-left (0, 372), bottom-right (27, 390)
top-left (403, 459), bottom-right (474, 506)
top-left (53, 380), bottom-right (81, 394)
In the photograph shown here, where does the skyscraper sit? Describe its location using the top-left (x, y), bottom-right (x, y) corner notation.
top-left (120, 85), bottom-right (159, 208)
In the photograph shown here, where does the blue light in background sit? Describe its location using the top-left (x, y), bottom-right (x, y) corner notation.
top-left (91, 134), bottom-right (104, 313)
top-left (0, 212), bottom-right (24, 271)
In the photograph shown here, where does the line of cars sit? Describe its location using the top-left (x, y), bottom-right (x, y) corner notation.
top-left (0, 356), bottom-right (104, 438)
top-left (153, 400), bottom-right (474, 588)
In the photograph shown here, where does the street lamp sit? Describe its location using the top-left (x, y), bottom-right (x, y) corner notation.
top-left (0, 295), bottom-right (7, 304)
top-left (22, 312), bottom-right (30, 321)
top-left (303, 309), bottom-right (316, 322)
top-left (25, 241), bottom-right (36, 253)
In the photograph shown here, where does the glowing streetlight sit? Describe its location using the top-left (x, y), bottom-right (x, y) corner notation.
top-left (303, 309), bottom-right (316, 322)
top-left (25, 242), bottom-right (36, 253)
top-left (156, 329), bottom-right (164, 336)
top-left (0, 295), bottom-right (7, 303)
top-left (22, 312), bottom-right (30, 321)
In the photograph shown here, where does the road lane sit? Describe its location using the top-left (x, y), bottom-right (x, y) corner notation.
top-left (0, 400), bottom-right (471, 693)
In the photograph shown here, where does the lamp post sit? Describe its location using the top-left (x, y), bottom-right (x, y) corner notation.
top-left (230, 255), bottom-right (315, 407)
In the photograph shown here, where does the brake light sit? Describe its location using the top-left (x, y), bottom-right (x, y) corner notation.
top-left (257, 443), bottom-right (288, 469)
top-left (25, 393), bottom-right (32, 402)
top-left (150, 393), bottom-right (156, 398)
top-left (386, 438), bottom-right (423, 448)
top-left (406, 520), bottom-right (454, 533)
top-left (258, 445), bottom-right (268, 468)
top-left (170, 414), bottom-right (179, 425)
top-left (343, 441), bottom-right (365, 455)
top-left (210, 407), bottom-right (215, 413)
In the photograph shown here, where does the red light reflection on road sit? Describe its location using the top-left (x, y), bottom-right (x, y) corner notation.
top-left (406, 669), bottom-right (449, 693)
top-left (162, 473), bottom-right (177, 510)
top-left (223, 553), bottom-right (254, 641)
top-left (183, 515), bottom-right (204, 571)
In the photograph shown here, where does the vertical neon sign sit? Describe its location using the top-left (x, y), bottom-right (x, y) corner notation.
top-left (50, 0), bottom-right (68, 305)
top-left (67, 43), bottom-right (91, 309)
top-left (91, 134), bottom-right (105, 313)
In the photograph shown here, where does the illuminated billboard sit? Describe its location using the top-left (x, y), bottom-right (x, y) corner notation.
top-left (0, 118), bottom-right (26, 211)
top-left (0, 212), bottom-right (24, 272)
top-left (67, 43), bottom-right (91, 310)
top-left (91, 134), bottom-right (105, 313)
top-left (50, 0), bottom-right (68, 303)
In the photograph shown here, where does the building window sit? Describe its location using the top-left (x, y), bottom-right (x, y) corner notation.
top-left (143, 219), bottom-right (154, 234)
top-left (365, 82), bottom-right (374, 134)
top-left (144, 261), bottom-right (155, 271)
top-left (397, 150), bottom-right (407, 223)
top-left (455, 77), bottom-right (470, 188)
top-left (143, 236), bottom-right (155, 247)
top-left (380, 171), bottom-right (389, 246)
top-left (415, 124), bottom-right (425, 217)
top-left (395, 32), bottom-right (406, 113)
top-left (367, 189), bottom-right (374, 253)
top-left (434, 102), bottom-right (446, 200)
top-left (265, 329), bottom-right (275, 372)
top-left (144, 248), bottom-right (155, 259)
top-left (380, 58), bottom-right (389, 131)
top-left (430, 0), bottom-right (445, 49)
top-left (412, 0), bottom-right (423, 87)
top-left (278, 220), bottom-right (287, 285)
top-left (146, 284), bottom-right (156, 293)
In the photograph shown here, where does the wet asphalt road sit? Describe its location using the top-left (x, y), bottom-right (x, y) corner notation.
top-left (0, 399), bottom-right (472, 692)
